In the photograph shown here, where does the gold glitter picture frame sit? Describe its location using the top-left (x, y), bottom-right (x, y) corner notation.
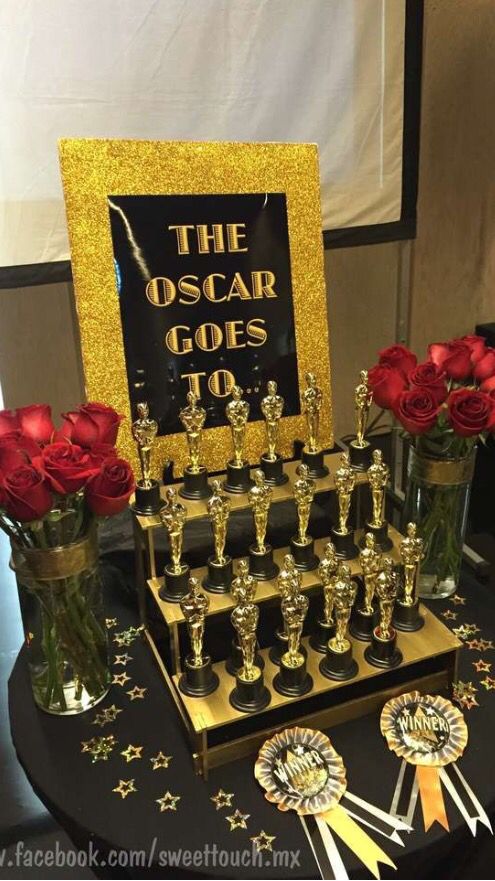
top-left (59, 139), bottom-right (332, 476)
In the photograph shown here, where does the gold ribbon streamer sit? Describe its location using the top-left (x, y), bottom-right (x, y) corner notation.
top-left (321, 804), bottom-right (396, 880)
top-left (10, 530), bottom-right (98, 581)
top-left (416, 766), bottom-right (449, 832)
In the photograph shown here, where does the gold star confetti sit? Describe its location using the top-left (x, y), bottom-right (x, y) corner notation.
top-left (480, 676), bottom-right (495, 691)
top-left (121, 744), bottom-right (143, 762)
top-left (450, 594), bottom-right (466, 605)
top-left (442, 610), bottom-right (457, 621)
top-left (226, 809), bottom-right (250, 831)
top-left (150, 752), bottom-right (173, 770)
top-left (466, 638), bottom-right (495, 651)
top-left (81, 738), bottom-right (96, 753)
top-left (251, 830), bottom-right (276, 852)
top-left (105, 618), bottom-right (118, 629)
top-left (114, 653), bottom-right (132, 666)
top-left (112, 672), bottom-right (131, 687)
top-left (88, 735), bottom-right (118, 763)
top-left (114, 626), bottom-right (143, 647)
top-left (127, 685), bottom-right (147, 701)
top-left (473, 659), bottom-right (492, 673)
top-left (210, 789), bottom-right (234, 810)
top-left (92, 705), bottom-right (123, 727)
top-left (453, 624), bottom-right (480, 640)
top-left (112, 779), bottom-right (137, 799)
top-left (453, 681), bottom-right (478, 707)
top-left (456, 694), bottom-right (479, 710)
top-left (156, 791), bottom-right (181, 812)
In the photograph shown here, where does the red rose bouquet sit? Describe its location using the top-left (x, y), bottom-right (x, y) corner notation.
top-left (367, 337), bottom-right (494, 596)
top-left (1, 401), bottom-right (135, 714)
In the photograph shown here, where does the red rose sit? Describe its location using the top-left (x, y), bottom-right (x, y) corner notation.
top-left (394, 388), bottom-right (440, 435)
top-left (16, 404), bottom-right (55, 445)
top-left (86, 443), bottom-right (118, 468)
top-left (368, 364), bottom-right (407, 409)
top-left (0, 432), bottom-right (41, 472)
top-left (481, 375), bottom-right (495, 393)
top-left (409, 361), bottom-right (448, 405)
top-left (378, 344), bottom-right (417, 378)
top-left (0, 409), bottom-right (20, 437)
top-left (38, 442), bottom-right (98, 494)
top-left (461, 334), bottom-right (487, 364)
top-left (85, 458), bottom-right (135, 516)
top-left (1, 464), bottom-right (52, 522)
top-left (473, 347), bottom-right (495, 382)
top-left (60, 403), bottom-right (123, 447)
top-left (428, 340), bottom-right (472, 380)
top-left (448, 388), bottom-right (495, 437)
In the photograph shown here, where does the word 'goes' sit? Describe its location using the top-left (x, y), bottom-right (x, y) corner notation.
top-left (165, 319), bottom-right (266, 355)
top-left (146, 272), bottom-right (277, 307)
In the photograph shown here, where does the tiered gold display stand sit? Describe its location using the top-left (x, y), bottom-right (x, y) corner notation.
top-left (133, 452), bottom-right (461, 779)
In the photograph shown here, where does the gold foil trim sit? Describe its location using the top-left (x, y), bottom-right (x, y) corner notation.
top-left (11, 531), bottom-right (98, 581)
top-left (380, 691), bottom-right (468, 768)
top-left (408, 450), bottom-right (475, 486)
top-left (254, 725), bottom-right (346, 816)
top-left (58, 139), bottom-right (333, 477)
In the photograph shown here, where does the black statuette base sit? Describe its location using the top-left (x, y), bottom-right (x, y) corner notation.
top-left (393, 599), bottom-right (424, 632)
top-left (202, 556), bottom-right (233, 594)
top-left (225, 638), bottom-right (264, 676)
top-left (319, 643), bottom-right (358, 681)
top-left (268, 629), bottom-right (288, 666)
top-left (310, 619), bottom-right (335, 653)
top-left (248, 544), bottom-right (279, 581)
top-left (290, 536), bottom-right (319, 571)
top-left (331, 527), bottom-right (359, 561)
top-left (223, 461), bottom-right (253, 494)
top-left (365, 628), bottom-right (403, 668)
top-left (260, 453), bottom-right (288, 486)
top-left (273, 656), bottom-right (313, 697)
top-left (179, 466), bottom-right (212, 500)
top-left (133, 479), bottom-right (162, 515)
top-left (301, 448), bottom-right (329, 479)
top-left (159, 564), bottom-right (190, 603)
top-left (348, 440), bottom-right (372, 472)
top-left (229, 670), bottom-right (271, 713)
top-left (350, 607), bottom-right (375, 642)
top-left (179, 656), bottom-right (219, 697)
top-left (360, 521), bottom-right (393, 553)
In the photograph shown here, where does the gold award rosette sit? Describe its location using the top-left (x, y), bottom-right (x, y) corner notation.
top-left (255, 726), bottom-right (411, 879)
top-left (381, 691), bottom-right (491, 836)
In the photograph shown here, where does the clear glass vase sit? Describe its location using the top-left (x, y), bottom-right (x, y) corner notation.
top-left (11, 527), bottom-right (111, 714)
top-left (402, 446), bottom-right (476, 599)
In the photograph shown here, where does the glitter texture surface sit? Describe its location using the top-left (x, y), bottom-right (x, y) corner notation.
top-left (59, 139), bottom-right (333, 477)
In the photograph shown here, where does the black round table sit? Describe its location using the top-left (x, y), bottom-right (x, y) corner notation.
top-left (9, 566), bottom-right (495, 879)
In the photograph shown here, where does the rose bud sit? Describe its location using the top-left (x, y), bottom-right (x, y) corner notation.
top-left (447, 388), bottom-right (495, 437)
top-left (368, 364), bottom-right (407, 409)
top-left (378, 344), bottom-right (417, 378)
top-left (16, 404), bottom-right (55, 446)
top-left (59, 402), bottom-right (123, 448)
top-left (85, 458), bottom-right (135, 517)
top-left (409, 361), bottom-right (448, 405)
top-left (2, 464), bottom-right (52, 522)
top-left (428, 340), bottom-right (472, 381)
top-left (394, 388), bottom-right (440, 435)
top-left (473, 347), bottom-right (495, 382)
top-left (461, 334), bottom-right (487, 364)
top-left (38, 442), bottom-right (99, 494)
top-left (0, 409), bottom-right (20, 438)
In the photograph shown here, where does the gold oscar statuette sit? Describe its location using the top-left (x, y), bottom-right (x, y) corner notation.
top-left (300, 372), bottom-right (329, 478)
top-left (374, 558), bottom-right (398, 640)
top-left (230, 558), bottom-right (257, 606)
top-left (260, 380), bottom-right (284, 462)
top-left (229, 566), bottom-right (270, 712)
top-left (203, 479), bottom-right (233, 593)
top-left (293, 463), bottom-right (315, 546)
top-left (393, 522), bottom-right (425, 633)
top-left (354, 370), bottom-right (373, 449)
top-left (359, 533), bottom-right (382, 616)
top-left (179, 391), bottom-right (206, 475)
top-left (248, 470), bottom-right (273, 554)
top-left (333, 453), bottom-right (356, 536)
top-left (329, 564), bottom-right (357, 654)
top-left (158, 488), bottom-right (190, 602)
top-left (231, 600), bottom-right (260, 683)
top-left (319, 541), bottom-right (339, 627)
top-left (131, 402), bottom-right (162, 514)
top-left (226, 385), bottom-right (249, 468)
top-left (270, 553), bottom-right (302, 664)
top-left (368, 449), bottom-right (389, 529)
top-left (178, 576), bottom-right (219, 697)
top-left (281, 589), bottom-right (309, 669)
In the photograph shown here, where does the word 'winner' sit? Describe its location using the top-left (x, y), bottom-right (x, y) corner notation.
top-left (145, 223), bottom-right (278, 398)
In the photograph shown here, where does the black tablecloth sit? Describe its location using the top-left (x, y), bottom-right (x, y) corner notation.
top-left (9, 558), bottom-right (495, 879)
